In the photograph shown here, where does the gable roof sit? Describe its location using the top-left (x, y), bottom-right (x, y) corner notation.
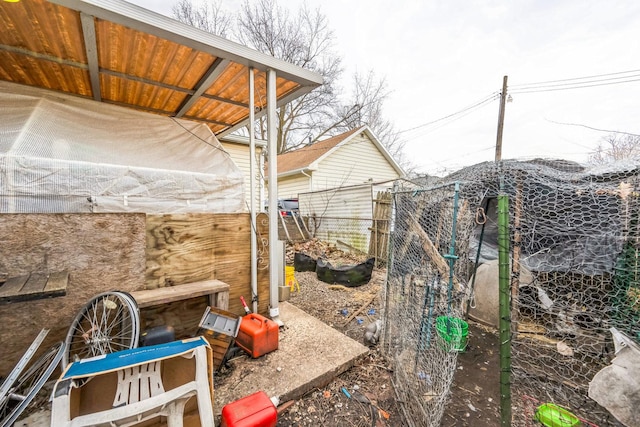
top-left (276, 128), bottom-right (361, 174)
top-left (275, 126), bottom-right (404, 176)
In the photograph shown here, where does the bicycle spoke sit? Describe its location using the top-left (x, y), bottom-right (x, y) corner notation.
top-left (63, 292), bottom-right (139, 367)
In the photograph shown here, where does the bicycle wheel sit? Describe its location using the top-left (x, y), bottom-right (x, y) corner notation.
top-left (0, 342), bottom-right (64, 427)
top-left (63, 292), bottom-right (140, 368)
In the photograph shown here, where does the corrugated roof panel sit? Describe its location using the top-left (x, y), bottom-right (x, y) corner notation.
top-left (205, 62), bottom-right (247, 99)
top-left (95, 20), bottom-right (217, 90)
top-left (0, 0), bottom-right (323, 136)
top-left (188, 97), bottom-right (245, 125)
top-left (0, 1), bottom-right (86, 62)
top-left (0, 52), bottom-right (92, 96)
top-left (276, 77), bottom-right (301, 98)
top-left (100, 74), bottom-right (187, 112)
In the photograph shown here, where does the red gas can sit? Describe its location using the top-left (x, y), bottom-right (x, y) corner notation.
top-left (235, 313), bottom-right (279, 358)
top-left (221, 390), bottom-right (277, 427)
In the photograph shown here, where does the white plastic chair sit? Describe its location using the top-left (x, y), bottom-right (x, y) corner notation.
top-left (51, 338), bottom-right (214, 427)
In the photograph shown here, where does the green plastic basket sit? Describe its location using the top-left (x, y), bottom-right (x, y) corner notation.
top-left (435, 316), bottom-right (468, 352)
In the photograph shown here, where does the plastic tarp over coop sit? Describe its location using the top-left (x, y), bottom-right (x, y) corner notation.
top-left (0, 82), bottom-right (245, 213)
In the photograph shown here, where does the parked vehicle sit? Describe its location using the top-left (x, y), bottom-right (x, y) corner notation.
top-left (278, 199), bottom-right (299, 217)
top-left (264, 198), bottom-right (299, 217)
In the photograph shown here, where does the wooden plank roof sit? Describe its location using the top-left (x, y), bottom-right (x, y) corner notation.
top-left (0, 0), bottom-right (323, 137)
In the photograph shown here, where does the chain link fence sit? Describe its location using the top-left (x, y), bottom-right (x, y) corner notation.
top-left (384, 159), bottom-right (640, 426)
top-left (307, 216), bottom-right (372, 253)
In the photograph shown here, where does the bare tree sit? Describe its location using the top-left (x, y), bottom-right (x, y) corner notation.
top-left (589, 133), bottom-right (640, 164)
top-left (172, 0), bottom-right (231, 37)
top-left (235, 0), bottom-right (342, 154)
top-left (170, 0), bottom-right (407, 168)
top-left (323, 70), bottom-right (413, 172)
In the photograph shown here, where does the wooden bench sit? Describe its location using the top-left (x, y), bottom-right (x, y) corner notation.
top-left (130, 279), bottom-right (230, 311)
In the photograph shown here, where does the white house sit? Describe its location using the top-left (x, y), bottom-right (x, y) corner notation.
top-left (271, 126), bottom-right (404, 199)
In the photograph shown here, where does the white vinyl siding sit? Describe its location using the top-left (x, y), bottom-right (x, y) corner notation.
top-left (311, 132), bottom-right (400, 191)
top-left (299, 184), bottom-right (373, 219)
top-left (220, 142), bottom-right (263, 210)
top-left (277, 174), bottom-right (311, 199)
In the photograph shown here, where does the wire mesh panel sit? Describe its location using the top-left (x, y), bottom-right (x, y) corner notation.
top-left (497, 161), bottom-right (633, 427)
top-left (385, 159), bottom-right (640, 426)
top-left (384, 183), bottom-right (483, 426)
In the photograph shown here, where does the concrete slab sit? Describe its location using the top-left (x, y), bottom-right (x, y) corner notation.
top-left (214, 301), bottom-right (370, 412)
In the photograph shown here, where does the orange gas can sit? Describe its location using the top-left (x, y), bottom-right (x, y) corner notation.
top-left (236, 313), bottom-right (279, 358)
top-left (221, 390), bottom-right (277, 427)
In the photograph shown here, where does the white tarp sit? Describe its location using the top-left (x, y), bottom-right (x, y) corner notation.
top-left (0, 81), bottom-right (245, 214)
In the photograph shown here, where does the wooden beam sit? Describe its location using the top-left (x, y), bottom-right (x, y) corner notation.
top-left (408, 214), bottom-right (461, 289)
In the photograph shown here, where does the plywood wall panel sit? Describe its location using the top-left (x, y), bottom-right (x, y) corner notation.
top-left (145, 213), bottom-right (271, 316)
top-left (145, 214), bottom-right (217, 288)
top-left (0, 212), bottom-right (270, 376)
top-left (0, 213), bottom-right (146, 375)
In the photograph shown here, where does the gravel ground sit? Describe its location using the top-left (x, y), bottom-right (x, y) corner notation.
top-left (277, 269), bottom-right (403, 427)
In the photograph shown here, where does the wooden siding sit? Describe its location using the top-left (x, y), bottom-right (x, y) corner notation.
top-left (220, 141), bottom-right (263, 209)
top-left (311, 132), bottom-right (400, 191)
top-left (276, 174), bottom-right (311, 199)
top-left (145, 213), bottom-right (269, 317)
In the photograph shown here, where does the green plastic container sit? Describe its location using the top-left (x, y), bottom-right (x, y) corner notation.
top-left (435, 316), bottom-right (468, 352)
top-left (534, 403), bottom-right (581, 427)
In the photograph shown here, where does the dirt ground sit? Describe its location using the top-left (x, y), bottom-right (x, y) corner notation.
top-left (277, 265), bottom-right (502, 427)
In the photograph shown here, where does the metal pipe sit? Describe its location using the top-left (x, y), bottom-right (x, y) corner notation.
top-left (248, 67), bottom-right (258, 314)
top-left (266, 69), bottom-right (280, 322)
top-left (445, 181), bottom-right (460, 318)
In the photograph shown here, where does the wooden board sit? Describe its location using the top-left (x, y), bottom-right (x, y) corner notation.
top-left (0, 275), bottom-right (30, 299)
top-left (19, 273), bottom-right (48, 296)
top-left (130, 280), bottom-right (229, 308)
top-left (200, 330), bottom-right (234, 370)
top-left (139, 297), bottom-right (209, 341)
top-left (145, 214), bottom-right (217, 289)
top-left (44, 270), bottom-right (70, 294)
top-left (0, 270), bottom-right (68, 304)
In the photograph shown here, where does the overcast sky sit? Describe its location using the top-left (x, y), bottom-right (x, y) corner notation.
top-left (128, 0), bottom-right (640, 175)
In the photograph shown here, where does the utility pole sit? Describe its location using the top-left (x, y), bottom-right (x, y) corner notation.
top-left (495, 75), bottom-right (508, 162)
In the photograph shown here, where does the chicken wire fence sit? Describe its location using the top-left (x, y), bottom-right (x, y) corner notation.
top-left (383, 159), bottom-right (640, 426)
top-left (382, 181), bottom-right (481, 427)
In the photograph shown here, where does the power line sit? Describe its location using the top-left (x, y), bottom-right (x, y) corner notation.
top-left (402, 98), bottom-right (498, 139)
top-left (547, 119), bottom-right (640, 137)
top-left (510, 76), bottom-right (640, 94)
top-left (509, 69), bottom-right (640, 88)
top-left (397, 92), bottom-right (499, 135)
